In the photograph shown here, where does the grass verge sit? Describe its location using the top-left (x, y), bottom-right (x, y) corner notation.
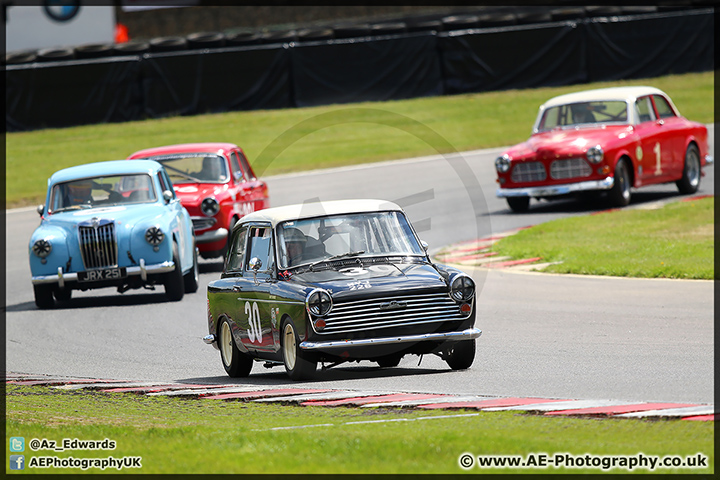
top-left (5, 385), bottom-right (714, 474)
top-left (5, 71), bottom-right (713, 208)
top-left (491, 197), bottom-right (714, 279)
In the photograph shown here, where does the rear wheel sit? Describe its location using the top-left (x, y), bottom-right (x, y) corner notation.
top-left (445, 340), bottom-right (476, 370)
top-left (676, 144), bottom-right (701, 194)
top-left (33, 284), bottom-right (54, 309)
top-left (281, 318), bottom-right (317, 380)
top-left (164, 242), bottom-right (184, 301)
top-left (183, 244), bottom-right (199, 293)
top-left (506, 197), bottom-right (530, 212)
top-left (376, 355), bottom-right (402, 368)
top-left (608, 159), bottom-right (631, 207)
top-left (218, 318), bottom-right (253, 377)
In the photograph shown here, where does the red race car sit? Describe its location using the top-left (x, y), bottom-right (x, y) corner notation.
top-left (129, 143), bottom-right (269, 258)
top-left (495, 86), bottom-right (713, 212)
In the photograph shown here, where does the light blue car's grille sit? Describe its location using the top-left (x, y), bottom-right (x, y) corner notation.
top-left (78, 219), bottom-right (118, 269)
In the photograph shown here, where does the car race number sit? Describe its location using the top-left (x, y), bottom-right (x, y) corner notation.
top-left (245, 301), bottom-right (262, 343)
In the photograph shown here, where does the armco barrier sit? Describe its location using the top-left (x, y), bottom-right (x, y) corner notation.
top-left (4, 9), bottom-right (713, 132)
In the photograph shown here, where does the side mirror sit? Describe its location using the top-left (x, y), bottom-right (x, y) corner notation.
top-left (249, 257), bottom-right (262, 271)
top-left (163, 190), bottom-right (174, 204)
top-left (37, 204), bottom-right (45, 216)
top-left (420, 240), bottom-right (429, 252)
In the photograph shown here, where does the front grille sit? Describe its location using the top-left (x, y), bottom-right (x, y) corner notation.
top-left (78, 219), bottom-right (118, 269)
top-left (550, 158), bottom-right (592, 179)
top-left (191, 217), bottom-right (216, 232)
top-left (317, 292), bottom-right (466, 335)
top-left (511, 162), bottom-right (547, 183)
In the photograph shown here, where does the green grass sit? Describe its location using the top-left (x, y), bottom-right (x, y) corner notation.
top-left (5, 71), bottom-right (713, 208)
top-left (491, 197), bottom-right (714, 279)
top-left (5, 385), bottom-right (714, 474)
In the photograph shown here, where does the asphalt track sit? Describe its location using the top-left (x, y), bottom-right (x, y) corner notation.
top-left (5, 129), bottom-right (715, 411)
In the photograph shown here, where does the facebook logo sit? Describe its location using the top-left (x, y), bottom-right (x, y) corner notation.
top-left (10, 437), bottom-right (25, 452)
top-left (10, 455), bottom-right (25, 470)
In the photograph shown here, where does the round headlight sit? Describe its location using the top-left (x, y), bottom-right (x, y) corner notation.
top-left (32, 239), bottom-right (52, 258)
top-left (495, 154), bottom-right (511, 173)
top-left (201, 197), bottom-right (220, 217)
top-left (586, 145), bottom-right (604, 164)
top-left (450, 275), bottom-right (475, 302)
top-left (306, 289), bottom-right (333, 317)
top-left (145, 226), bottom-right (165, 246)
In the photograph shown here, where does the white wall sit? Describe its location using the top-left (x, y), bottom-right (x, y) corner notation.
top-left (5, 5), bottom-right (115, 53)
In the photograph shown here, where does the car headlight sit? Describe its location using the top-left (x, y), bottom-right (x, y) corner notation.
top-left (145, 226), bottom-right (165, 246)
top-left (32, 239), bottom-right (52, 258)
top-left (201, 197), bottom-right (220, 217)
top-left (495, 154), bottom-right (511, 173)
top-left (586, 145), bottom-right (604, 164)
top-left (450, 275), bottom-right (475, 302)
top-left (306, 288), bottom-right (333, 317)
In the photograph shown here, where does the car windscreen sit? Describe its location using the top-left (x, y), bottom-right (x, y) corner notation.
top-left (49, 174), bottom-right (157, 213)
top-left (146, 154), bottom-right (229, 184)
top-left (277, 211), bottom-right (425, 269)
top-left (536, 101), bottom-right (628, 132)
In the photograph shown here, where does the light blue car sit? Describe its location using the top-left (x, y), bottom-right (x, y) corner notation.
top-left (29, 160), bottom-right (199, 309)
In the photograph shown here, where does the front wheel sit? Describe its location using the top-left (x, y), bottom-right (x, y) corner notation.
top-left (506, 197), bottom-right (530, 213)
top-left (608, 159), bottom-right (631, 207)
top-left (676, 144), bottom-right (701, 194)
top-left (218, 318), bottom-right (253, 377)
top-left (445, 340), bottom-right (476, 370)
top-left (33, 284), bottom-right (54, 309)
top-left (164, 242), bottom-right (184, 301)
top-left (184, 245), bottom-right (199, 293)
top-left (281, 318), bottom-right (317, 380)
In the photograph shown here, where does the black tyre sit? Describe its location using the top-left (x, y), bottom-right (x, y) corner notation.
top-left (218, 318), bottom-right (253, 377)
top-left (507, 197), bottom-right (530, 212)
top-left (445, 340), bottom-right (476, 370)
top-left (184, 244), bottom-right (199, 293)
top-left (164, 242), bottom-right (184, 301)
top-left (376, 355), bottom-right (402, 368)
top-left (281, 318), bottom-right (317, 380)
top-left (608, 159), bottom-right (631, 207)
top-left (53, 288), bottom-right (72, 302)
top-left (33, 284), bottom-right (54, 309)
top-left (676, 144), bottom-right (701, 194)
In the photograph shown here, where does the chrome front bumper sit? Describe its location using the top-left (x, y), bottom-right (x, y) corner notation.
top-left (31, 260), bottom-right (175, 288)
top-left (497, 176), bottom-right (614, 198)
top-left (705, 155), bottom-right (714, 166)
top-left (195, 227), bottom-right (228, 244)
top-left (299, 327), bottom-right (482, 351)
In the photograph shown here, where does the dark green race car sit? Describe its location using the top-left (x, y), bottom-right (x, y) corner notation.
top-left (204, 199), bottom-right (481, 380)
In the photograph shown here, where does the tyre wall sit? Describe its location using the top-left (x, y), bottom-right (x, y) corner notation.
top-left (5, 9), bottom-right (713, 132)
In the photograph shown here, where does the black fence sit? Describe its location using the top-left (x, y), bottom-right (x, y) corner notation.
top-left (5, 9), bottom-right (713, 132)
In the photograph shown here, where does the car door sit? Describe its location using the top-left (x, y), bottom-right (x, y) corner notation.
top-left (232, 149), bottom-right (269, 215)
top-left (236, 223), bottom-right (277, 353)
top-left (158, 167), bottom-right (193, 271)
top-left (634, 95), bottom-right (675, 185)
top-left (651, 94), bottom-right (686, 177)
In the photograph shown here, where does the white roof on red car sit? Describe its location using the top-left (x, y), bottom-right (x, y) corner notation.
top-left (240, 199), bottom-right (403, 226)
top-left (542, 86), bottom-right (668, 108)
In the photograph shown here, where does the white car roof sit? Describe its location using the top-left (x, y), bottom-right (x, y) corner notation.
top-left (541, 86), bottom-right (668, 108)
top-left (240, 199), bottom-right (403, 226)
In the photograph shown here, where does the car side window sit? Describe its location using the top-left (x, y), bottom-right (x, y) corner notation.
top-left (229, 152), bottom-right (246, 183)
top-left (634, 96), bottom-right (655, 124)
top-left (225, 225), bottom-right (248, 273)
top-left (237, 151), bottom-right (257, 181)
top-left (652, 95), bottom-right (676, 119)
top-left (158, 169), bottom-right (176, 199)
top-left (245, 226), bottom-right (273, 275)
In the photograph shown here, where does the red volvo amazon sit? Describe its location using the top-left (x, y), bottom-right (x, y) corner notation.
top-left (495, 86), bottom-right (713, 212)
top-left (129, 143), bottom-right (270, 258)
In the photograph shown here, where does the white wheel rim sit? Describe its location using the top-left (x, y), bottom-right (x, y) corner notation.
top-left (220, 321), bottom-right (233, 367)
top-left (283, 324), bottom-right (297, 371)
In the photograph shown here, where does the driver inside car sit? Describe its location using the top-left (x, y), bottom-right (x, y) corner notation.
top-left (283, 228), bottom-right (308, 267)
top-left (66, 180), bottom-right (93, 206)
